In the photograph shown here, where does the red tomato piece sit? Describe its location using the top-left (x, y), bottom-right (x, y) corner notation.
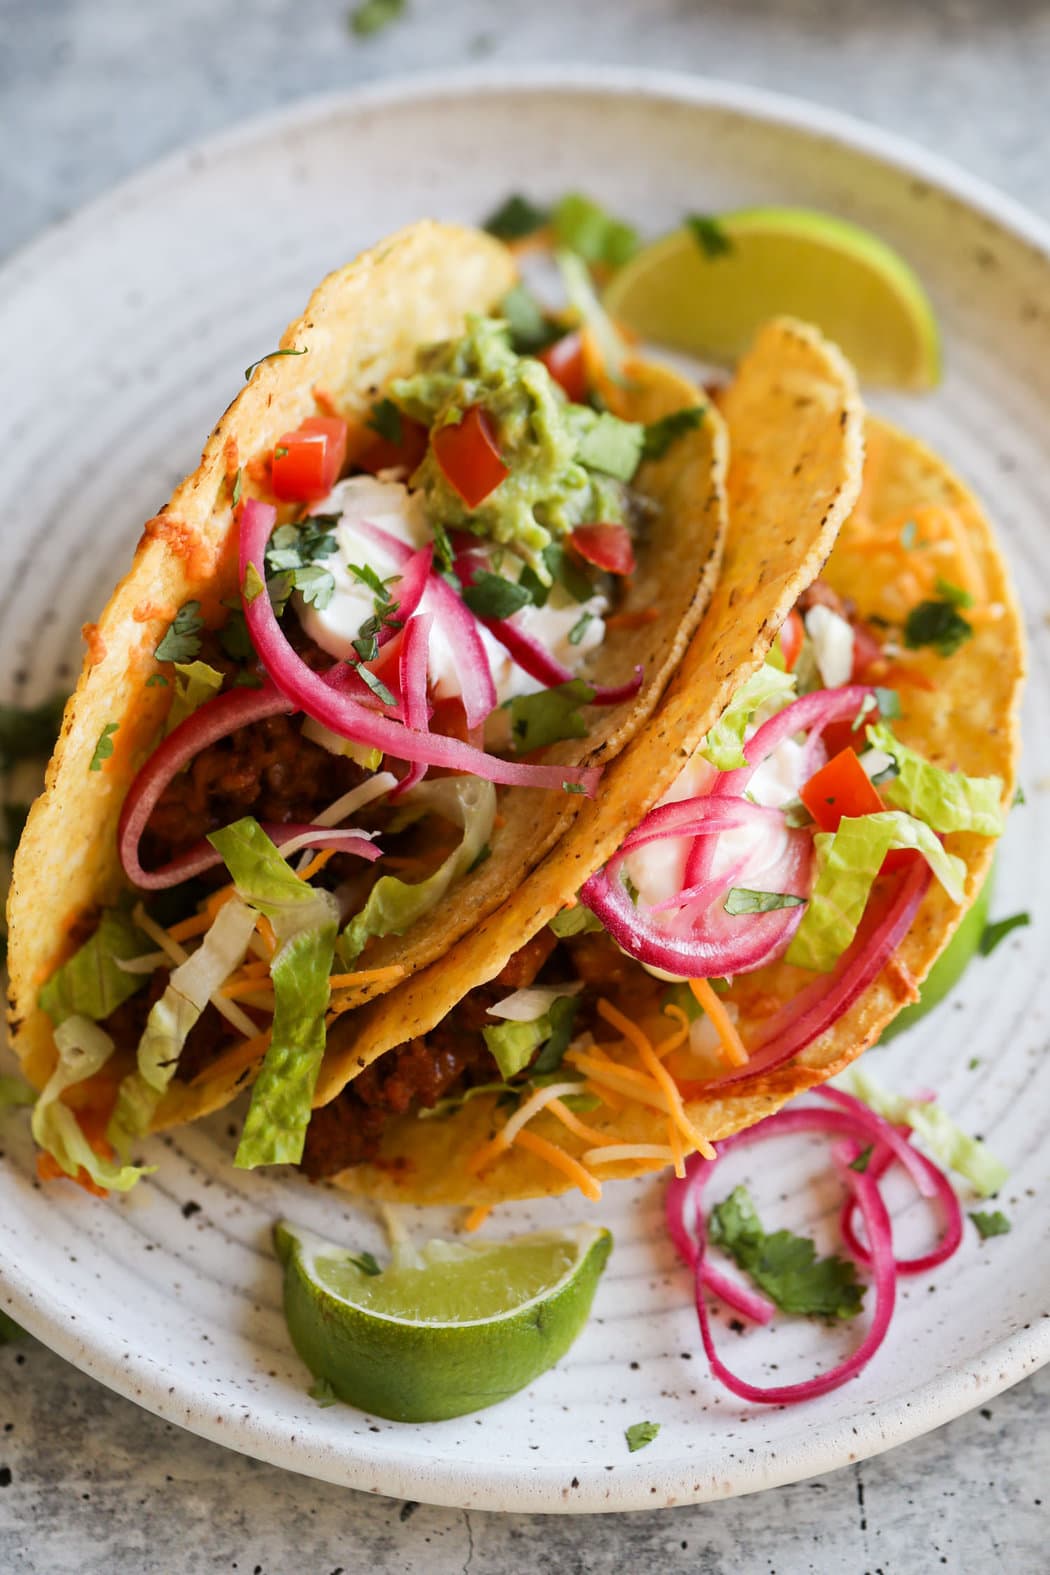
top-left (799, 746), bottom-right (886, 833)
top-left (539, 332), bottom-right (589, 403)
top-left (568, 523), bottom-right (636, 576)
top-left (271, 416), bottom-right (348, 502)
top-left (358, 416), bottom-right (428, 477)
top-left (778, 609), bottom-right (805, 672)
top-left (431, 405), bottom-right (509, 509)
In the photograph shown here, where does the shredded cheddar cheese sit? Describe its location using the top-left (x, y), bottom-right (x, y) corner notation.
top-left (688, 978), bottom-right (748, 1067)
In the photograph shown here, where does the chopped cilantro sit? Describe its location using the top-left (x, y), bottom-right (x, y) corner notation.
top-left (563, 782), bottom-right (586, 794)
top-left (355, 665), bottom-right (397, 709)
top-left (903, 597), bottom-right (973, 657)
top-left (709, 1185), bottom-right (865, 1321)
top-left (467, 843), bottom-right (492, 874)
top-left (530, 994), bottom-right (581, 1075)
top-left (1014, 784), bottom-right (1026, 807)
top-left (218, 605), bottom-right (255, 663)
top-left (349, 1250), bottom-right (382, 1275)
top-left (483, 193), bottom-right (550, 242)
top-left (231, 467), bottom-right (243, 507)
top-left (687, 214), bottom-right (733, 259)
top-left (979, 911), bottom-right (1030, 956)
top-left (642, 405), bottom-right (705, 461)
top-left (499, 284), bottom-right (561, 355)
top-left (308, 1377), bottom-right (339, 1407)
top-left (970, 1209), bottom-right (1011, 1239)
top-left (349, 0), bottom-right (405, 36)
top-left (265, 518), bottom-right (339, 611)
top-left (431, 520), bottom-right (455, 574)
top-left (625, 1421), bottom-right (660, 1453)
top-left (89, 722), bottom-right (119, 773)
top-left (0, 695), bottom-right (67, 774)
top-left (551, 193), bottom-right (639, 269)
top-left (519, 542), bottom-right (594, 608)
top-left (144, 673), bottom-right (169, 689)
top-left (548, 903), bottom-right (602, 938)
top-left (244, 346), bottom-right (307, 381)
top-left (724, 888), bottom-right (805, 916)
top-left (934, 576), bottom-right (975, 610)
top-left (366, 397), bottom-right (403, 445)
top-left (154, 600), bottom-right (203, 663)
top-left (274, 445), bottom-right (289, 460)
top-left (568, 611), bottom-right (594, 647)
top-left (508, 680), bottom-right (595, 754)
top-left (849, 1144), bottom-right (875, 1174)
top-left (463, 572), bottom-right (533, 621)
top-left (348, 562), bottom-right (398, 602)
top-left (242, 563), bottom-right (265, 603)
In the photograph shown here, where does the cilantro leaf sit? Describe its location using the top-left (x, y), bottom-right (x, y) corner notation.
top-left (970, 1210), bottom-right (1011, 1239)
top-left (218, 605), bottom-right (255, 663)
top-left (625, 1421), bottom-right (660, 1453)
top-left (366, 398), bottom-right (403, 445)
top-left (231, 467), bottom-right (243, 507)
top-left (530, 994), bottom-right (581, 1075)
top-left (355, 664), bottom-right (397, 708)
top-left (568, 611), bottom-right (594, 647)
top-left (483, 193), bottom-right (550, 242)
top-left (709, 1185), bottom-right (865, 1321)
top-left (89, 722), bottom-right (119, 773)
top-left (518, 541), bottom-right (595, 608)
top-left (849, 1144), bottom-right (875, 1174)
top-left (499, 284), bottom-right (561, 355)
top-left (551, 193), bottom-right (639, 269)
top-left (0, 695), bottom-right (67, 774)
top-left (548, 903), bottom-right (602, 939)
top-left (508, 679), bottom-right (595, 754)
top-left (724, 888), bottom-right (805, 916)
top-left (244, 346), bottom-right (307, 381)
top-left (349, 1250), bottom-right (382, 1276)
top-left (934, 576), bottom-right (974, 610)
top-left (979, 911), bottom-right (1030, 956)
top-left (687, 214), bottom-right (733, 259)
top-left (903, 597), bottom-right (973, 657)
top-left (642, 405), bottom-right (705, 461)
top-left (154, 601), bottom-right (204, 663)
top-left (463, 572), bottom-right (533, 620)
top-left (242, 563), bottom-right (265, 604)
top-left (264, 518), bottom-right (339, 611)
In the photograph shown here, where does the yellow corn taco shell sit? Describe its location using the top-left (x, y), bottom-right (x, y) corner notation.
top-left (326, 410), bottom-right (1022, 1206)
top-left (8, 221), bottom-right (728, 1109)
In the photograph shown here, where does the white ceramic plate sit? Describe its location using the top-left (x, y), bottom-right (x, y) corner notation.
top-left (1, 69), bottom-right (1047, 1514)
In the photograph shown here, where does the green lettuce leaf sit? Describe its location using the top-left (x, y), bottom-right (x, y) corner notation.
top-left (339, 779), bottom-right (495, 965)
top-left (32, 1016), bottom-right (152, 1192)
top-left (483, 1017), bottom-right (549, 1079)
top-left (787, 811), bottom-right (967, 973)
top-left (38, 909), bottom-right (149, 1026)
top-left (208, 819), bottom-right (339, 1168)
top-left (846, 1068), bottom-right (1008, 1197)
top-left (507, 679), bottom-right (595, 755)
top-left (548, 903), bottom-right (603, 938)
top-left (166, 660), bottom-right (224, 734)
top-left (699, 664), bottom-right (796, 771)
top-left (109, 897), bottom-right (257, 1146)
top-left (865, 722), bottom-right (1005, 836)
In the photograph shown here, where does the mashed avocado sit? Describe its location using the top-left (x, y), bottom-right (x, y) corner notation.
top-left (391, 315), bottom-right (639, 568)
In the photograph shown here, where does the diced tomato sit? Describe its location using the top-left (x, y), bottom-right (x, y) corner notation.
top-left (539, 332), bottom-right (589, 403)
top-left (778, 609), bottom-right (805, 673)
top-left (800, 746), bottom-right (886, 833)
top-left (271, 416), bottom-right (348, 502)
top-left (568, 523), bottom-right (636, 576)
top-left (358, 416), bottom-right (428, 477)
top-left (432, 405), bottom-right (509, 510)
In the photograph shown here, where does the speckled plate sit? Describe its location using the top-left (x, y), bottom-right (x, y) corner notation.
top-left (1, 69), bottom-right (1047, 1513)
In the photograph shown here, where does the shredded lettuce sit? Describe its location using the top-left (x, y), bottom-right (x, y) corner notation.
top-left (787, 811), bottom-right (967, 973)
top-left (166, 660), bottom-right (224, 734)
top-left (338, 779), bottom-right (495, 965)
top-left (109, 897), bottom-right (258, 1146)
top-left (32, 1016), bottom-right (151, 1192)
top-left (208, 819), bottom-right (339, 1168)
top-left (699, 663), bottom-right (796, 771)
top-left (865, 723), bottom-right (1005, 836)
top-left (549, 903), bottom-right (603, 938)
top-left (483, 1017), bottom-right (549, 1079)
top-left (555, 248), bottom-right (629, 383)
top-left (845, 1068), bottom-right (1008, 1197)
top-left (38, 909), bottom-right (148, 1026)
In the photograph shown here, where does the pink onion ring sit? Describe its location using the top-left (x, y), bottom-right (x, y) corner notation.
top-left (455, 549), bottom-right (644, 706)
top-left (240, 501), bottom-right (600, 794)
top-left (839, 1136), bottom-right (963, 1274)
top-left (713, 685), bottom-right (876, 799)
top-left (391, 610), bottom-right (432, 799)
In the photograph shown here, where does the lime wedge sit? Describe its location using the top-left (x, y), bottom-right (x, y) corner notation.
top-left (274, 1220), bottom-right (612, 1421)
top-left (603, 207), bottom-right (940, 388)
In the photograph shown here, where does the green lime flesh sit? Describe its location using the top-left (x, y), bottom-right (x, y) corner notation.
top-left (603, 206), bottom-right (940, 389)
top-left (274, 1222), bottom-right (612, 1422)
top-left (880, 865), bottom-right (992, 1042)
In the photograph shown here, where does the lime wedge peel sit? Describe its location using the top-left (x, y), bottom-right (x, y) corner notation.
top-left (274, 1220), bottom-right (612, 1422)
top-left (603, 206), bottom-right (941, 390)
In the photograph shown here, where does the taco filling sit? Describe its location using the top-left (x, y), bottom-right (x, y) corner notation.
top-left (11, 224), bottom-right (728, 1186)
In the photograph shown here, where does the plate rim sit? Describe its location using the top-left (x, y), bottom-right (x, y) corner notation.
top-left (2, 63), bottom-right (1048, 1513)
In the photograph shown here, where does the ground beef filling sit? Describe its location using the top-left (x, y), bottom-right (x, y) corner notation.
top-left (299, 928), bottom-right (622, 1180)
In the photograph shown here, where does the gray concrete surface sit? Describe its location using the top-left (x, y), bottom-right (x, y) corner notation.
top-left (2, 2), bottom-right (1049, 1569)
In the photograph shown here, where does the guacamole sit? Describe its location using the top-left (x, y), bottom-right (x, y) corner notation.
top-left (391, 315), bottom-right (638, 568)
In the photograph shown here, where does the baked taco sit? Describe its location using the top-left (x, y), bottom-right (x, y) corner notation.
top-left (8, 221), bottom-right (731, 1186)
top-left (300, 411), bottom-right (1022, 1207)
